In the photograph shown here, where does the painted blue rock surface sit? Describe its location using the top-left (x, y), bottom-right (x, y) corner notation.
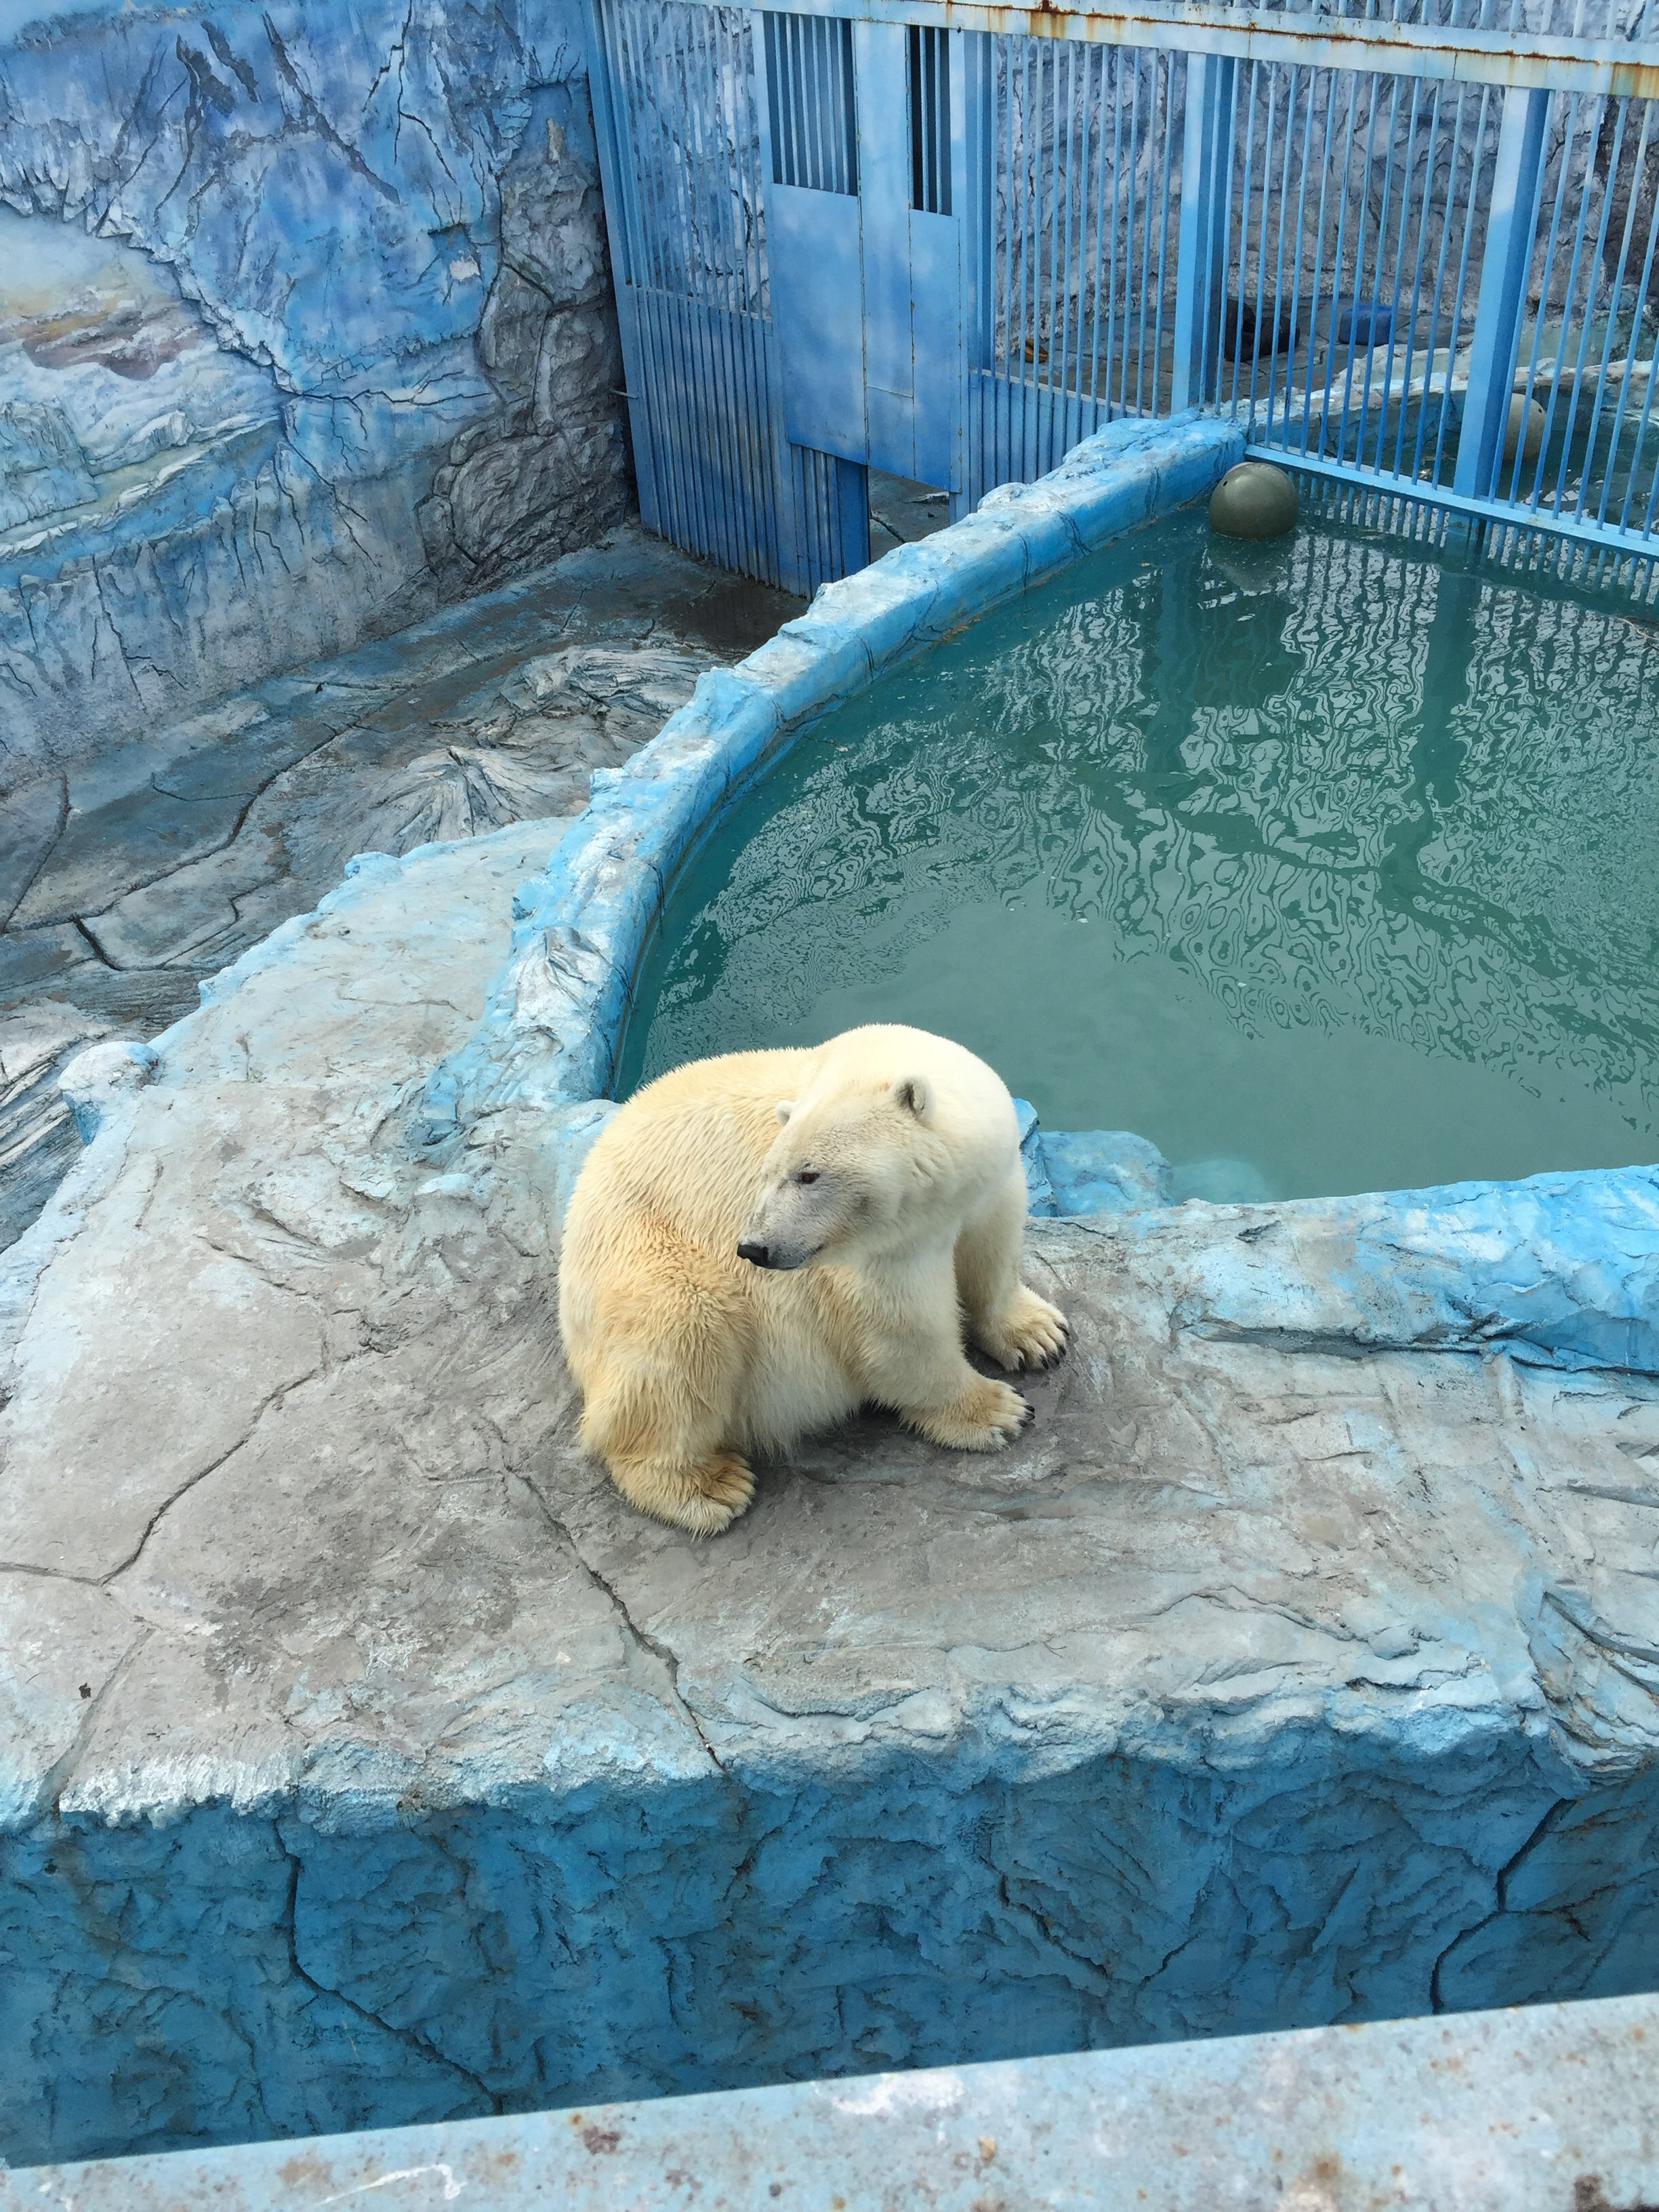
top-left (0, 0), bottom-right (628, 767)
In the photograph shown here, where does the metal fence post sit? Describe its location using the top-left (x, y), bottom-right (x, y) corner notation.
top-left (956, 26), bottom-right (991, 516)
top-left (1452, 85), bottom-right (1549, 507)
top-left (1172, 52), bottom-right (1235, 414)
top-left (578, 0), bottom-right (662, 535)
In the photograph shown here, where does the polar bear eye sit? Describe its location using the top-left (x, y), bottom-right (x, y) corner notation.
top-left (795, 1169), bottom-right (820, 1186)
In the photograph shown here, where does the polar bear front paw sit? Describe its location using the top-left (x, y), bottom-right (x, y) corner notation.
top-left (611, 1451), bottom-right (756, 1537)
top-left (972, 1287), bottom-right (1070, 1373)
top-left (913, 1377), bottom-right (1033, 1452)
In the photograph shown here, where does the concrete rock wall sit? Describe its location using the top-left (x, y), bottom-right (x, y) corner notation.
top-left (0, 0), bottom-right (629, 772)
top-left (3, 827), bottom-right (1659, 2169)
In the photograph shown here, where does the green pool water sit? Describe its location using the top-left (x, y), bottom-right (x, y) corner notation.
top-left (615, 507), bottom-right (1659, 1202)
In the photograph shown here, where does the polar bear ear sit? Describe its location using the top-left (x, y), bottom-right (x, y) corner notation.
top-left (892, 1074), bottom-right (933, 1120)
top-left (775, 1100), bottom-right (794, 1126)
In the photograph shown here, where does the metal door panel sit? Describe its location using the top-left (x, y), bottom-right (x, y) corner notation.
top-left (769, 182), bottom-right (866, 464)
top-left (909, 207), bottom-right (963, 491)
top-left (854, 19), bottom-right (914, 476)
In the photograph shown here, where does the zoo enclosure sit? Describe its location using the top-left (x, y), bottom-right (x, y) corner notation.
top-left (580, 0), bottom-right (1659, 594)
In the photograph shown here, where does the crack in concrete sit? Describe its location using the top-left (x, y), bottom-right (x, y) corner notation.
top-left (40, 1622), bottom-right (156, 1824)
top-left (1428, 1795), bottom-right (1572, 2012)
top-left (0, 1559), bottom-right (106, 1589)
top-left (518, 1474), bottom-right (726, 1774)
top-left (990, 1864), bottom-right (1111, 1990)
top-left (273, 1825), bottom-right (504, 2113)
top-left (1, 775), bottom-right (69, 934)
top-left (101, 1363), bottom-right (323, 1585)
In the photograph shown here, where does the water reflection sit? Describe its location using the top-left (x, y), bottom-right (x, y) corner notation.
top-left (619, 510), bottom-right (1659, 1198)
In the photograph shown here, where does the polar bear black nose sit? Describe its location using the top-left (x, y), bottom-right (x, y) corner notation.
top-left (737, 1239), bottom-right (773, 1269)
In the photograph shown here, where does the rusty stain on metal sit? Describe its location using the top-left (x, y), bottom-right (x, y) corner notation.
top-left (678, 0), bottom-right (1659, 96)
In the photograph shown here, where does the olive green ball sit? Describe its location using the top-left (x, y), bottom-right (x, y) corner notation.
top-left (1208, 460), bottom-right (1299, 541)
top-left (1505, 394), bottom-right (1547, 466)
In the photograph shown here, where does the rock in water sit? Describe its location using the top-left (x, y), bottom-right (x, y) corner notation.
top-left (1208, 460), bottom-right (1299, 540)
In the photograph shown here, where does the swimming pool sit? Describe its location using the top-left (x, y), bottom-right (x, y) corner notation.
top-left (617, 507), bottom-right (1659, 1204)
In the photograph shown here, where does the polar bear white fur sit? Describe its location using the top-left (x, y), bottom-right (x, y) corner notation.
top-left (557, 1024), bottom-right (1068, 1535)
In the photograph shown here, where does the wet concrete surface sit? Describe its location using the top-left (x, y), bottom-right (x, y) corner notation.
top-left (869, 470), bottom-right (951, 557)
top-left (0, 525), bottom-right (798, 1246)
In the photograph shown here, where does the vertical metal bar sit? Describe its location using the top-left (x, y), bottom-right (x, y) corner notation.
top-left (1526, 94), bottom-right (1595, 510)
top-left (1511, 89), bottom-right (1579, 506)
top-left (960, 26), bottom-right (991, 510)
top-left (928, 29), bottom-right (941, 213)
top-left (994, 37), bottom-right (1011, 482)
top-left (1214, 62), bottom-right (1242, 412)
top-left (1062, 37), bottom-right (1086, 448)
top-left (694, 4), bottom-right (747, 570)
top-left (1225, 62), bottom-right (1257, 413)
top-left (1014, 40), bottom-right (1034, 476)
top-left (1348, 70), bottom-right (1399, 468)
top-left (797, 13), bottom-right (813, 190)
top-left (1263, 64), bottom-right (1300, 446)
top-left (1616, 122), bottom-right (1659, 535)
top-left (1248, 64), bottom-right (1281, 421)
top-left (768, 10), bottom-right (783, 184)
top-left (845, 18), bottom-right (859, 192)
top-left (1552, 97), bottom-right (1631, 517)
top-left (739, 9), bottom-right (777, 579)
top-left (1120, 51), bottom-right (1142, 417)
top-left (1152, 54), bottom-right (1177, 415)
top-left (1296, 64), bottom-right (1338, 453)
top-left (635, 5), bottom-right (699, 555)
top-left (1086, 47), bottom-right (1111, 418)
top-left (1588, 102), bottom-right (1657, 526)
top-left (608, 0), bottom-right (679, 541)
top-left (1452, 83), bottom-right (1548, 501)
top-left (1105, 45), bottom-right (1126, 422)
top-left (916, 25), bottom-right (928, 207)
top-left (1172, 52), bottom-right (1235, 411)
top-left (1246, 63), bottom-right (1276, 432)
top-left (681, 5), bottom-right (726, 562)
top-left (1425, 84), bottom-right (1483, 482)
top-left (1052, 39), bottom-right (1075, 453)
top-left (1086, 41), bottom-right (1101, 431)
top-left (583, 0), bottom-right (661, 540)
top-left (802, 14), bottom-right (821, 194)
top-left (1384, 76), bottom-right (1431, 472)
top-left (835, 14), bottom-right (851, 194)
top-left (1044, 43), bottom-right (1063, 467)
top-left (1318, 73), bottom-right (1366, 462)
top-left (750, 5), bottom-right (796, 587)
top-left (1391, 78), bottom-right (1443, 474)
top-left (719, 10), bottom-right (764, 577)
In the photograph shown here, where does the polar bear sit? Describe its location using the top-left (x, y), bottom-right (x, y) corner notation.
top-left (557, 1024), bottom-right (1068, 1535)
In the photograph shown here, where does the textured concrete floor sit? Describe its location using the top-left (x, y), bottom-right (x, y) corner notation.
top-left (0, 525), bottom-right (799, 1248)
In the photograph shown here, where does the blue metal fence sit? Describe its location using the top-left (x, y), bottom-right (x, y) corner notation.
top-left (583, 0), bottom-right (1659, 596)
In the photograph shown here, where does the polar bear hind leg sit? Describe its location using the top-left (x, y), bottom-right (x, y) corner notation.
top-left (575, 1229), bottom-right (758, 1536)
top-left (954, 1165), bottom-right (1070, 1374)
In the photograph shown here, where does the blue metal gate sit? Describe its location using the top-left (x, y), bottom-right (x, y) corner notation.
top-left (583, 0), bottom-right (1659, 596)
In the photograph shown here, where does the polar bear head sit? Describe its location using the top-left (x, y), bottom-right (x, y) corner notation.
top-left (737, 1069), bottom-right (950, 1271)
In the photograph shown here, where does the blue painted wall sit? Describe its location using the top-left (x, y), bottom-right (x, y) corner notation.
top-left (5, 1722), bottom-right (1659, 2166)
top-left (0, 0), bottom-right (628, 767)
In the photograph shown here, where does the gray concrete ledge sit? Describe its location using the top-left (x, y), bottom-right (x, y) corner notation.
top-left (7, 1990), bottom-right (1656, 2211)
